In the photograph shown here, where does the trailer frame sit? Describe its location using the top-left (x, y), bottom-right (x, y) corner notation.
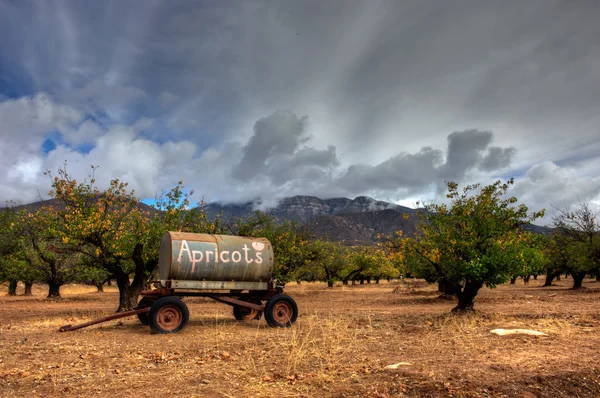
top-left (58, 281), bottom-right (298, 334)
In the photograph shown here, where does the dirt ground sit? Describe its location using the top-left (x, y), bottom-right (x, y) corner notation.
top-left (1, 277), bottom-right (599, 398)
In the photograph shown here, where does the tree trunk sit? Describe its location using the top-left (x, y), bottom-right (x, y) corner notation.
top-left (46, 259), bottom-right (63, 299)
top-left (556, 275), bottom-right (560, 281)
top-left (543, 272), bottom-right (557, 287)
top-left (533, 274), bottom-right (538, 280)
top-left (343, 280), bottom-right (348, 285)
top-left (114, 267), bottom-right (148, 312)
top-left (115, 273), bottom-right (141, 311)
top-left (523, 275), bottom-right (531, 285)
top-left (24, 282), bottom-right (33, 296)
top-left (351, 280), bottom-right (356, 286)
top-left (438, 279), bottom-right (456, 296)
top-left (8, 280), bottom-right (18, 296)
top-left (452, 280), bottom-right (483, 313)
top-left (571, 272), bottom-right (587, 290)
top-left (113, 244), bottom-right (158, 312)
top-left (96, 282), bottom-right (104, 293)
top-left (360, 279), bottom-right (364, 285)
top-left (510, 276), bottom-right (517, 284)
top-left (47, 280), bottom-right (62, 298)
top-left (327, 279), bottom-right (334, 288)
top-left (375, 278), bottom-right (380, 284)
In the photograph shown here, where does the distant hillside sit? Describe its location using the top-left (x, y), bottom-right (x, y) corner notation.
top-left (204, 195), bottom-right (553, 244)
top-left (522, 223), bottom-right (554, 235)
top-left (307, 209), bottom-right (552, 245)
top-left (205, 195), bottom-right (417, 223)
top-left (5, 194), bottom-right (553, 245)
top-left (5, 197), bottom-right (160, 217)
top-left (307, 208), bottom-right (420, 246)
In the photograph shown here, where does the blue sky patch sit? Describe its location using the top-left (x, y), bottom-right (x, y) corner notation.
top-left (41, 138), bottom-right (57, 153)
top-left (40, 131), bottom-right (63, 154)
top-left (39, 131), bottom-right (95, 155)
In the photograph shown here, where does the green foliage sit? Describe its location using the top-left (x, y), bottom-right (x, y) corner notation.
top-left (230, 212), bottom-right (318, 283)
top-left (0, 205), bottom-right (45, 286)
top-left (298, 240), bottom-right (349, 286)
top-left (384, 179), bottom-right (545, 311)
top-left (511, 232), bottom-right (549, 278)
top-left (44, 163), bottom-right (158, 307)
top-left (548, 202), bottom-right (600, 287)
top-left (0, 206), bottom-right (22, 283)
top-left (21, 205), bottom-right (85, 297)
top-left (45, 164), bottom-right (144, 271)
top-left (343, 246), bottom-right (398, 283)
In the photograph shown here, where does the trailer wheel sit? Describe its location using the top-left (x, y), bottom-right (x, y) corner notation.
top-left (148, 297), bottom-right (189, 334)
top-left (136, 297), bottom-right (156, 325)
top-left (233, 299), bottom-right (263, 321)
top-left (264, 294), bottom-right (298, 327)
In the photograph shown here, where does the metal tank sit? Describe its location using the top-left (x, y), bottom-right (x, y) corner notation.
top-left (159, 232), bottom-right (274, 290)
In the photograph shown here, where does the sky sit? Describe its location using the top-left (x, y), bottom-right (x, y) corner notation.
top-left (1, 0), bottom-right (599, 226)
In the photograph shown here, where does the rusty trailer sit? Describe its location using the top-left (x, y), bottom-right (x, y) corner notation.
top-left (58, 232), bottom-right (298, 334)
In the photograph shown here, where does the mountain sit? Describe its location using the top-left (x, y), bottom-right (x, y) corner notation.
top-left (205, 195), bottom-right (417, 223)
top-left (5, 197), bottom-right (160, 218)
top-left (521, 223), bottom-right (554, 236)
top-left (5, 195), bottom-right (554, 245)
top-left (204, 195), bottom-right (554, 244)
top-left (307, 208), bottom-right (420, 245)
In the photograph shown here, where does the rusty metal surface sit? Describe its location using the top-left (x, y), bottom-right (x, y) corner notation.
top-left (155, 303), bottom-right (183, 331)
top-left (141, 288), bottom-right (174, 297)
top-left (57, 307), bottom-right (150, 332)
top-left (159, 232), bottom-right (274, 288)
top-left (208, 295), bottom-right (265, 311)
top-left (271, 301), bottom-right (293, 324)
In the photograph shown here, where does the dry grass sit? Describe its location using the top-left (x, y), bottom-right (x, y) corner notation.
top-left (1, 278), bottom-right (600, 397)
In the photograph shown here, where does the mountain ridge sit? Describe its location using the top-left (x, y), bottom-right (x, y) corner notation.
top-left (5, 195), bottom-right (554, 244)
top-left (203, 195), bottom-right (554, 243)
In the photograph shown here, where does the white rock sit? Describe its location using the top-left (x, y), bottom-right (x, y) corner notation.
top-left (490, 328), bottom-right (548, 336)
top-left (384, 362), bottom-right (413, 369)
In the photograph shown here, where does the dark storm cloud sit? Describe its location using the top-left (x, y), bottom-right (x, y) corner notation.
top-left (1, 0), bottom-right (599, 218)
top-left (442, 130), bottom-right (494, 179)
top-left (232, 110), bottom-right (309, 180)
top-left (230, 110), bottom-right (340, 190)
top-left (337, 130), bottom-right (515, 194)
top-left (337, 147), bottom-right (443, 192)
top-left (268, 145), bottom-right (340, 186)
top-left (2, 0), bottom-right (599, 153)
top-left (480, 147), bottom-right (517, 172)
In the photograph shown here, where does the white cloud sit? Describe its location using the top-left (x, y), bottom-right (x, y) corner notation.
top-left (1, 1), bottom-right (600, 226)
top-left (512, 161), bottom-right (600, 226)
top-left (0, 93), bottom-right (83, 148)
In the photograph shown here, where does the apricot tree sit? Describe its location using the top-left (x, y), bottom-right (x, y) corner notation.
top-left (394, 179), bottom-right (545, 312)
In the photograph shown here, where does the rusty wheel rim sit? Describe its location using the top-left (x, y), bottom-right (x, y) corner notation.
top-left (272, 302), bottom-right (292, 324)
top-left (156, 305), bottom-right (183, 331)
top-left (241, 308), bottom-right (259, 320)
